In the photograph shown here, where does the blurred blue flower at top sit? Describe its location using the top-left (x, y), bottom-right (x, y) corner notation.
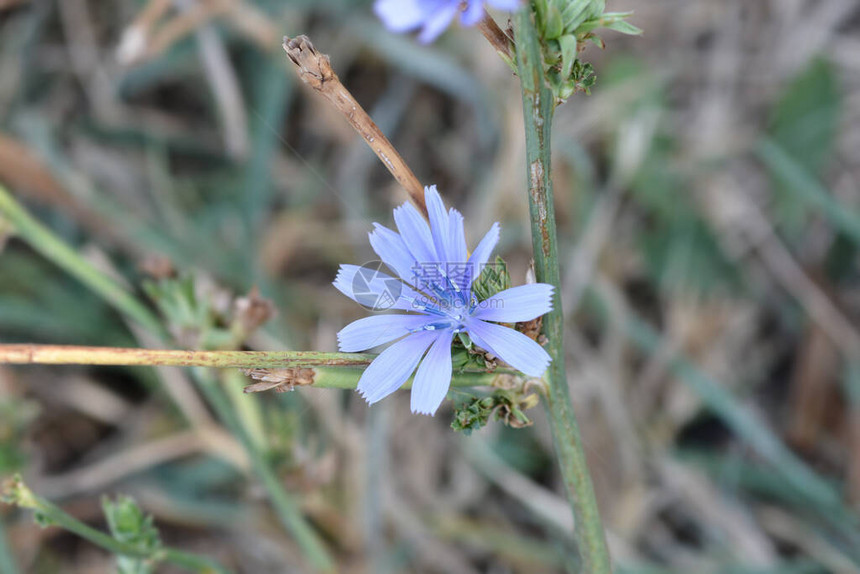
top-left (374, 0), bottom-right (521, 43)
top-left (334, 186), bottom-right (553, 416)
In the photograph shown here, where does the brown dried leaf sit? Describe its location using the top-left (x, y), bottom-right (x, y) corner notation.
top-left (232, 287), bottom-right (277, 337)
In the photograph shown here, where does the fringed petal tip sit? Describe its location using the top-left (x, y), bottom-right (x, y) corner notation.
top-left (332, 265), bottom-right (351, 291)
top-left (531, 353), bottom-right (551, 377)
top-left (541, 284), bottom-right (556, 313)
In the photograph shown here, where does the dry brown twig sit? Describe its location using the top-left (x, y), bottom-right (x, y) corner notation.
top-left (477, 11), bottom-right (515, 63)
top-left (282, 35), bottom-right (428, 217)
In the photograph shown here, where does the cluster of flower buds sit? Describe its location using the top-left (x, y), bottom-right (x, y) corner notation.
top-left (532, 0), bottom-right (640, 102)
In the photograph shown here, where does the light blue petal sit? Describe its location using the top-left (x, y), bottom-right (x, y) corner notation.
top-left (425, 185), bottom-right (451, 261)
top-left (418, 2), bottom-right (459, 42)
top-left (471, 283), bottom-right (554, 323)
top-left (357, 331), bottom-right (437, 404)
top-left (487, 0), bottom-right (521, 11)
top-left (461, 1), bottom-right (485, 26)
top-left (410, 328), bottom-right (454, 415)
top-left (447, 208), bottom-right (471, 292)
top-left (467, 221), bottom-right (500, 285)
top-left (369, 223), bottom-right (417, 284)
top-left (374, 0), bottom-right (426, 32)
top-left (447, 208), bottom-right (468, 264)
top-left (333, 264), bottom-right (426, 312)
top-left (425, 186), bottom-right (470, 297)
top-left (465, 318), bottom-right (551, 377)
top-left (337, 314), bottom-right (435, 352)
top-left (393, 202), bottom-right (437, 266)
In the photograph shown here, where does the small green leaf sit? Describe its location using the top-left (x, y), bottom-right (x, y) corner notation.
top-left (457, 332), bottom-right (473, 350)
top-left (561, 3), bottom-right (591, 32)
top-left (103, 496), bottom-right (162, 574)
top-left (451, 395), bottom-right (496, 435)
top-left (573, 11), bottom-right (638, 36)
top-left (545, 5), bottom-right (565, 40)
top-left (605, 19), bottom-right (642, 35)
top-left (558, 34), bottom-right (578, 79)
top-left (532, 0), bottom-right (549, 31)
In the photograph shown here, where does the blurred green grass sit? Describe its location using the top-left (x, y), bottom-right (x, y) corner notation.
top-left (1, 0), bottom-right (860, 572)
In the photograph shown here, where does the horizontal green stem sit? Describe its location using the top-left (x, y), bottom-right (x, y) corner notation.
top-left (0, 344), bottom-right (375, 369)
top-left (0, 345), bottom-right (515, 389)
top-left (0, 345), bottom-right (520, 396)
top-left (306, 366), bottom-right (510, 390)
top-left (1, 476), bottom-right (227, 574)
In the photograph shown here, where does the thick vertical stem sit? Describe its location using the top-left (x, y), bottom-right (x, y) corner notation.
top-left (514, 8), bottom-right (612, 573)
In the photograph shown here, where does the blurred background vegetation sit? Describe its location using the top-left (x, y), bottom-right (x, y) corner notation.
top-left (1, 0), bottom-right (859, 572)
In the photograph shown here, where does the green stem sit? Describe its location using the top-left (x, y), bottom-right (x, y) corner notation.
top-left (306, 366), bottom-right (506, 390)
top-left (0, 344), bottom-right (376, 369)
top-left (514, 7), bottom-right (612, 574)
top-left (0, 184), bottom-right (164, 337)
top-left (1, 477), bottom-right (227, 573)
top-left (0, 345), bottom-right (515, 390)
top-left (223, 369), bottom-right (268, 451)
top-left (193, 370), bottom-right (336, 573)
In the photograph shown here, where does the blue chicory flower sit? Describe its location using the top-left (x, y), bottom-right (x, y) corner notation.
top-left (334, 186), bottom-right (553, 415)
top-left (374, 0), bottom-right (522, 43)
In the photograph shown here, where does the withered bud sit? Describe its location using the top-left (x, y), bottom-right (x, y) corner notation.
top-left (243, 367), bottom-right (314, 394)
top-left (517, 316), bottom-right (543, 342)
top-left (283, 36), bottom-right (335, 90)
top-left (232, 287), bottom-right (277, 336)
top-left (525, 262), bottom-right (537, 284)
top-left (497, 401), bottom-right (536, 429)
